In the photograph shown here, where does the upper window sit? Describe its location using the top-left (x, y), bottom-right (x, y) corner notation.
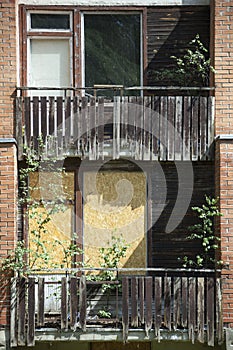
top-left (83, 14), bottom-right (141, 92)
top-left (24, 10), bottom-right (142, 95)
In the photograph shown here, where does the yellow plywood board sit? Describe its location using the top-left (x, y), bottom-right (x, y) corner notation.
top-left (83, 171), bottom-right (147, 269)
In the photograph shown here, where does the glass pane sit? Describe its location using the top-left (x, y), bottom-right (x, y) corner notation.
top-left (84, 14), bottom-right (141, 94)
top-left (29, 39), bottom-right (71, 96)
top-left (31, 14), bottom-right (70, 30)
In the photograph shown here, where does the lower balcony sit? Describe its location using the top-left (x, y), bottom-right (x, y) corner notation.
top-left (10, 269), bottom-right (222, 348)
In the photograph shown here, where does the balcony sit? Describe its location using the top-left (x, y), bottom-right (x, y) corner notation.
top-left (15, 87), bottom-right (215, 161)
top-left (10, 268), bottom-right (222, 348)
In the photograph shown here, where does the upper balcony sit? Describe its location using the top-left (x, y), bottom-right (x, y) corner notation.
top-left (15, 87), bottom-right (215, 162)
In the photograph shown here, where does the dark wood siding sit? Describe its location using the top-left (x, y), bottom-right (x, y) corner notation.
top-left (146, 6), bottom-right (210, 85)
top-left (151, 161), bottom-right (214, 268)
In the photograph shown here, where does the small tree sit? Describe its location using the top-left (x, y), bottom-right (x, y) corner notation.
top-left (182, 196), bottom-right (223, 268)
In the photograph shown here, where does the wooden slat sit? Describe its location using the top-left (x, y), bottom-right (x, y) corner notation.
top-left (128, 96), bottom-right (136, 156)
top-left (61, 277), bottom-right (68, 330)
top-left (70, 277), bottom-right (78, 330)
top-left (175, 96), bottom-right (182, 160)
top-left (167, 96), bottom-right (175, 161)
top-left (15, 97), bottom-right (23, 159)
top-left (24, 97), bottom-right (31, 147)
top-left (131, 277), bottom-right (138, 327)
top-left (207, 96), bottom-right (214, 160)
top-left (37, 278), bottom-right (44, 326)
top-left (143, 96), bottom-right (151, 160)
top-left (200, 96), bottom-right (207, 160)
top-left (40, 96), bottom-right (47, 141)
top-left (183, 96), bottom-right (191, 160)
top-left (64, 96), bottom-right (71, 148)
top-left (27, 278), bottom-right (35, 347)
top-left (89, 96), bottom-right (96, 160)
top-left (79, 275), bottom-right (87, 331)
top-left (173, 277), bottom-right (181, 330)
top-left (164, 276), bottom-right (171, 330)
top-left (197, 277), bottom-right (205, 343)
top-left (159, 96), bottom-right (168, 160)
top-left (154, 276), bottom-right (162, 341)
top-left (97, 97), bottom-right (104, 160)
top-left (136, 96), bottom-right (143, 160)
top-left (191, 96), bottom-right (199, 160)
top-left (56, 96), bottom-right (63, 155)
top-left (121, 96), bottom-right (128, 149)
top-left (152, 96), bottom-right (160, 160)
top-left (188, 277), bottom-right (196, 344)
top-left (138, 276), bottom-right (144, 325)
top-left (207, 277), bottom-right (215, 346)
top-left (32, 97), bottom-right (39, 151)
top-left (10, 278), bottom-right (17, 347)
top-left (113, 96), bottom-right (121, 159)
top-left (73, 96), bottom-right (79, 153)
top-left (18, 277), bottom-right (26, 346)
top-left (181, 277), bottom-right (188, 328)
top-left (216, 277), bottom-right (223, 345)
top-left (122, 277), bottom-right (129, 343)
top-left (81, 97), bottom-right (88, 154)
top-left (145, 277), bottom-right (153, 337)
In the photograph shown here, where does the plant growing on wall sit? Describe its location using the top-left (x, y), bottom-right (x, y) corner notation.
top-left (150, 34), bottom-right (215, 87)
top-left (1, 142), bottom-right (82, 277)
top-left (181, 196), bottom-right (223, 268)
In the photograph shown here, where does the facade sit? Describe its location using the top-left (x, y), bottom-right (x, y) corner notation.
top-left (0, 0), bottom-right (233, 349)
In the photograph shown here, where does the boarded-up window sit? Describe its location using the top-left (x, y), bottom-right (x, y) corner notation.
top-left (83, 171), bottom-right (147, 269)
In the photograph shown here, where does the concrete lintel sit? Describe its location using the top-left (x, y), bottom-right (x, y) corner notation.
top-left (18, 0), bottom-right (210, 6)
top-left (0, 138), bottom-right (17, 145)
top-left (215, 135), bottom-right (233, 141)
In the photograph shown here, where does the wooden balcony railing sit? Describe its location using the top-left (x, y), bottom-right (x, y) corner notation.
top-left (10, 269), bottom-right (223, 347)
top-left (15, 88), bottom-right (215, 161)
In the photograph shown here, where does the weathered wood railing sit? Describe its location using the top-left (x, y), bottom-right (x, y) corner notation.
top-left (15, 93), bottom-right (215, 161)
top-left (10, 270), bottom-right (223, 347)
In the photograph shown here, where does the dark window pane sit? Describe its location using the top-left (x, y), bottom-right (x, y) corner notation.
top-left (85, 14), bottom-right (140, 93)
top-left (31, 14), bottom-right (70, 30)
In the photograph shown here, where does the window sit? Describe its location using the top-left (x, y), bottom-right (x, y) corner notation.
top-left (23, 10), bottom-right (143, 94)
top-left (83, 14), bottom-right (141, 92)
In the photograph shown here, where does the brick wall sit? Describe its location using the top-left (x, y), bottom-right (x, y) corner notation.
top-left (214, 1), bottom-right (233, 327)
top-left (0, 0), bottom-right (17, 327)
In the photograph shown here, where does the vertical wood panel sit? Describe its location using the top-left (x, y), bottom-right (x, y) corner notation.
top-left (70, 277), bottom-right (78, 330)
top-left (199, 96), bottom-right (207, 160)
top-left (164, 276), bottom-right (171, 330)
top-left (154, 276), bottom-right (162, 341)
top-left (113, 96), bottom-right (121, 159)
top-left (191, 97), bottom-right (199, 161)
top-left (159, 96), bottom-right (167, 161)
top-left (145, 277), bottom-right (153, 336)
top-left (188, 277), bottom-right (196, 344)
top-left (143, 96), bottom-right (151, 160)
top-left (138, 276), bottom-right (144, 325)
top-left (18, 278), bottom-right (26, 346)
top-left (197, 277), bottom-right (205, 343)
top-left (207, 277), bottom-right (214, 346)
top-left (10, 278), bottom-right (17, 347)
top-left (122, 277), bottom-right (129, 343)
top-left (79, 275), bottom-right (87, 331)
top-left (27, 278), bottom-right (35, 347)
top-left (89, 97), bottom-right (96, 160)
top-left (64, 96), bottom-right (71, 147)
top-left (131, 277), bottom-right (138, 327)
top-left (181, 277), bottom-right (188, 328)
top-left (173, 277), bottom-right (181, 330)
top-left (98, 97), bottom-right (104, 159)
top-left (56, 96), bottom-right (63, 155)
top-left (15, 97), bottom-right (23, 159)
top-left (61, 277), bottom-right (68, 330)
top-left (151, 96), bottom-right (160, 160)
top-left (175, 96), bottom-right (182, 160)
top-left (167, 96), bottom-right (175, 160)
top-left (37, 278), bottom-right (44, 327)
top-left (24, 97), bottom-right (31, 147)
top-left (32, 97), bottom-right (39, 151)
top-left (73, 96), bottom-right (79, 154)
top-left (216, 277), bottom-right (223, 344)
top-left (183, 96), bottom-right (191, 160)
